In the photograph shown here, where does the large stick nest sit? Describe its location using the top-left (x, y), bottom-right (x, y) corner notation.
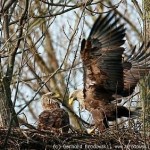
top-left (0, 127), bottom-right (149, 149)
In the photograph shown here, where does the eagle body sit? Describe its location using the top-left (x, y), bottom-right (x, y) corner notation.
top-left (38, 92), bottom-right (70, 133)
top-left (38, 108), bottom-right (69, 133)
top-left (69, 12), bottom-right (150, 132)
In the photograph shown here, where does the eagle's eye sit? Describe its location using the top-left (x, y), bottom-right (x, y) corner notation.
top-left (50, 92), bottom-right (55, 96)
top-left (48, 98), bottom-right (51, 104)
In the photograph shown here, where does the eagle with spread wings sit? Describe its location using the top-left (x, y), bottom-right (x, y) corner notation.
top-left (69, 12), bottom-right (150, 132)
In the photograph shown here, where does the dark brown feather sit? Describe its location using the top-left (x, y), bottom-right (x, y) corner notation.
top-left (123, 42), bottom-right (150, 96)
top-left (80, 12), bottom-right (150, 131)
top-left (38, 108), bottom-right (69, 133)
top-left (38, 92), bottom-right (70, 133)
top-left (81, 12), bottom-right (125, 100)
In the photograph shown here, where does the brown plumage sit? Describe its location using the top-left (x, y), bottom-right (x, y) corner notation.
top-left (69, 12), bottom-right (150, 132)
top-left (38, 92), bottom-right (70, 133)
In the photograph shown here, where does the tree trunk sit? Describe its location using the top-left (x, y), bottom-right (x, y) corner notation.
top-left (0, 76), bottom-right (19, 127)
top-left (141, 0), bottom-right (150, 140)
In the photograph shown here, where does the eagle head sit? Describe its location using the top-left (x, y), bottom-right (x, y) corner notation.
top-left (69, 89), bottom-right (85, 109)
top-left (41, 92), bottom-right (60, 110)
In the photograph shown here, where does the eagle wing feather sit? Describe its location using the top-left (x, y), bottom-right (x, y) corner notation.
top-left (81, 12), bottom-right (125, 98)
top-left (123, 42), bottom-right (150, 96)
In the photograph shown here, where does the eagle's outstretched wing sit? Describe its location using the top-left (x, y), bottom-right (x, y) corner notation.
top-left (81, 12), bottom-right (150, 100)
top-left (123, 42), bottom-right (150, 96)
top-left (81, 12), bottom-right (125, 100)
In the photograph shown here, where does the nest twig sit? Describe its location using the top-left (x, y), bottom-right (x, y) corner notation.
top-left (0, 127), bottom-right (149, 150)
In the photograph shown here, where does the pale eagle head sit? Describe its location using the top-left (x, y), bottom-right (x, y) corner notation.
top-left (69, 89), bottom-right (85, 109)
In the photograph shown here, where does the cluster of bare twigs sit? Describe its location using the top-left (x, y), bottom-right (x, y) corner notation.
top-left (0, 123), bottom-right (149, 149)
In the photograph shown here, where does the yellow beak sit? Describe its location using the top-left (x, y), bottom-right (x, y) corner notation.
top-left (53, 93), bottom-right (60, 99)
top-left (69, 97), bottom-right (74, 106)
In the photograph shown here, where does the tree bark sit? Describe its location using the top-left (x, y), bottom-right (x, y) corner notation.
top-left (141, 0), bottom-right (150, 141)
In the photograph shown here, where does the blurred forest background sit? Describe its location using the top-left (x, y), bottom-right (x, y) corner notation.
top-left (0, 0), bottom-right (149, 133)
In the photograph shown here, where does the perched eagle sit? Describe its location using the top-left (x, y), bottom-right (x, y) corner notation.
top-left (69, 12), bottom-right (150, 132)
top-left (38, 92), bottom-right (70, 134)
